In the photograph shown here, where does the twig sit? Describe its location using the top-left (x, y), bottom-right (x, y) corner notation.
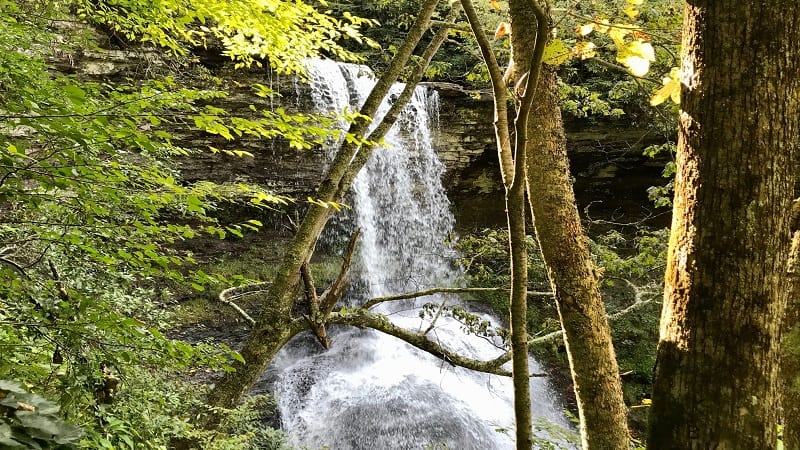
top-left (363, 287), bottom-right (553, 310)
top-left (0, 256), bottom-right (29, 279)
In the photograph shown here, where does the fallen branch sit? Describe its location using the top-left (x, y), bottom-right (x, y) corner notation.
top-left (216, 295), bottom-right (256, 327)
top-left (216, 283), bottom-right (271, 327)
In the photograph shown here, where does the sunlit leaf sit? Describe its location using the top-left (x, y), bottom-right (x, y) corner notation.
top-left (594, 18), bottom-right (611, 34)
top-left (542, 38), bottom-right (571, 65)
top-left (609, 24), bottom-right (633, 45)
top-left (650, 67), bottom-right (681, 106)
top-left (577, 23), bottom-right (595, 36)
top-left (572, 41), bottom-right (597, 60)
top-left (617, 40), bottom-right (655, 76)
top-left (622, 4), bottom-right (639, 18)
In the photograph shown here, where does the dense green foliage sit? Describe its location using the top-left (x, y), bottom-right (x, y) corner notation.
top-left (0, 0), bottom-right (374, 447)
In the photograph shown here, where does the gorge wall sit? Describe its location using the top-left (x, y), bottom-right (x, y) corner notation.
top-left (58, 32), bottom-right (670, 232)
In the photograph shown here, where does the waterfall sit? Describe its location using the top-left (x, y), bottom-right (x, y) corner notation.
top-left (267, 59), bottom-right (573, 450)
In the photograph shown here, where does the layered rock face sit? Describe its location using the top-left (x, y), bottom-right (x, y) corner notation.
top-left (56, 32), bottom-right (669, 228)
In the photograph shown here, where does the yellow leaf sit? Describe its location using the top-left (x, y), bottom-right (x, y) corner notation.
top-left (626, 0), bottom-right (645, 4)
top-left (627, 40), bottom-right (655, 61)
top-left (617, 39), bottom-right (655, 76)
top-left (572, 41), bottom-right (597, 60)
top-left (608, 24), bottom-right (633, 45)
top-left (542, 38), bottom-right (571, 66)
top-left (650, 67), bottom-right (681, 106)
top-left (622, 4), bottom-right (639, 18)
top-left (494, 22), bottom-right (511, 39)
top-left (576, 23), bottom-right (595, 36)
top-left (624, 56), bottom-right (651, 77)
top-left (490, 0), bottom-right (501, 10)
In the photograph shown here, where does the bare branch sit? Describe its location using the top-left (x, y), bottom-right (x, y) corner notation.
top-left (607, 278), bottom-right (659, 321)
top-left (319, 229), bottom-right (360, 315)
top-left (363, 287), bottom-right (553, 310)
top-left (300, 260), bottom-right (330, 349)
top-left (300, 261), bottom-right (320, 313)
top-left (216, 282), bottom-right (271, 327)
top-left (216, 296), bottom-right (256, 327)
top-left (218, 281), bottom-right (271, 302)
top-left (529, 279), bottom-right (659, 347)
top-left (429, 19), bottom-right (473, 33)
top-left (0, 255), bottom-right (29, 279)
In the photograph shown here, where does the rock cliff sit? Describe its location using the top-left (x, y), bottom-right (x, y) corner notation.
top-left (56, 31), bottom-right (670, 229)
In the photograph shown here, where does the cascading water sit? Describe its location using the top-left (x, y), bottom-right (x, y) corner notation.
top-left (267, 59), bottom-right (572, 449)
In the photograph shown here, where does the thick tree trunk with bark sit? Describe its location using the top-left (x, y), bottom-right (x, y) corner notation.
top-left (648, 2), bottom-right (800, 448)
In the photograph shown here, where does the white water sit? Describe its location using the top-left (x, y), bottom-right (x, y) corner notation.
top-left (268, 59), bottom-right (572, 449)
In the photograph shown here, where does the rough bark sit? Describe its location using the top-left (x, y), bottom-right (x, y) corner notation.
top-left (783, 211), bottom-right (800, 449)
top-left (648, 2), bottom-right (800, 448)
top-left (201, 0), bottom-right (443, 419)
top-left (508, 4), bottom-right (630, 449)
top-left (525, 68), bottom-right (630, 450)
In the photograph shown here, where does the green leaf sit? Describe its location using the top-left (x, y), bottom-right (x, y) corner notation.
top-left (542, 39), bottom-right (571, 66)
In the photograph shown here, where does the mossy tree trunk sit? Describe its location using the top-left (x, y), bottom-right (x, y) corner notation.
top-left (462, 1), bottom-right (629, 447)
top-left (522, 64), bottom-right (630, 450)
top-left (510, 13), bottom-right (630, 448)
top-left (648, 1), bottom-right (800, 448)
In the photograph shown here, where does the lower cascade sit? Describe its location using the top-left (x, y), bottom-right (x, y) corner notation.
top-left (267, 59), bottom-right (571, 449)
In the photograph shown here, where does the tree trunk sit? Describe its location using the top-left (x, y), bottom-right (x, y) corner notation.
top-left (201, 0), bottom-right (443, 417)
top-left (648, 2), bottom-right (800, 448)
top-left (525, 67), bottom-right (630, 450)
top-left (503, 3), bottom-right (631, 448)
top-left (477, 2), bottom-right (631, 447)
